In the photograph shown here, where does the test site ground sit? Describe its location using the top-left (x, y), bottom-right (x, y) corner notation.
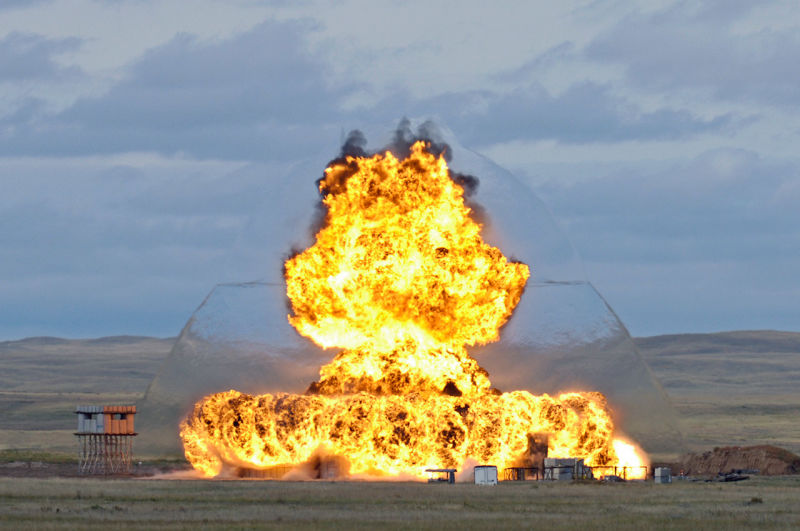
top-left (2, 332), bottom-right (799, 528)
top-left (2, 476), bottom-right (799, 530)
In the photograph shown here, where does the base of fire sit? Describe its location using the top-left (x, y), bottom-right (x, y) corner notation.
top-left (180, 389), bottom-right (646, 479)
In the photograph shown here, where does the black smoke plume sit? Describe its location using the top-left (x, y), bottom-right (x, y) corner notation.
top-left (295, 119), bottom-right (486, 256)
top-left (319, 119), bottom-right (480, 198)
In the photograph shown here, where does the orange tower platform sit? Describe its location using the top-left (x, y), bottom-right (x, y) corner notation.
top-left (75, 405), bottom-right (137, 474)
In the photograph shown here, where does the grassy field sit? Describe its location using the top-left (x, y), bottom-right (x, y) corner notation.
top-left (0, 336), bottom-right (173, 454)
top-left (636, 331), bottom-right (800, 455)
top-left (1, 332), bottom-right (798, 529)
top-left (1, 476), bottom-right (798, 530)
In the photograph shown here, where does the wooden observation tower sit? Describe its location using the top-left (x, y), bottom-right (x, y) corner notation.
top-left (75, 405), bottom-right (137, 474)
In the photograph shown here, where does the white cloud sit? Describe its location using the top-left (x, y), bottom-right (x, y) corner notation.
top-left (0, 32), bottom-right (83, 81)
top-left (586, 1), bottom-right (800, 106)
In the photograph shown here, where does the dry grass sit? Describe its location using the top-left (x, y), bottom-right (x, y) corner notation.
top-left (637, 331), bottom-right (800, 455)
top-left (0, 450), bottom-right (75, 464)
top-left (2, 333), bottom-right (799, 528)
top-left (1, 476), bottom-right (799, 530)
top-left (0, 336), bottom-right (173, 453)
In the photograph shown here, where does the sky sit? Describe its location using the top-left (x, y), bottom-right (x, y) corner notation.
top-left (1, 0), bottom-right (798, 339)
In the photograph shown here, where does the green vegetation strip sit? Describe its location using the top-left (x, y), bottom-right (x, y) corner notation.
top-left (0, 449), bottom-right (76, 464)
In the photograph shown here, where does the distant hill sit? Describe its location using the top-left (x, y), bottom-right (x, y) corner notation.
top-left (0, 336), bottom-right (176, 395)
top-left (636, 330), bottom-right (800, 355)
top-left (634, 330), bottom-right (799, 396)
top-left (0, 336), bottom-right (175, 454)
top-left (635, 330), bottom-right (800, 456)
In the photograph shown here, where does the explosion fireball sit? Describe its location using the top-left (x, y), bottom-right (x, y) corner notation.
top-left (180, 140), bottom-right (646, 479)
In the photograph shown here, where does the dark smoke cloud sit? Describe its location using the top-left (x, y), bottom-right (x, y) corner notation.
top-left (386, 119), bottom-right (480, 200)
top-left (339, 129), bottom-right (368, 158)
top-left (452, 173), bottom-right (479, 198)
top-left (300, 120), bottom-right (487, 248)
top-left (287, 120), bottom-right (488, 278)
top-left (319, 119), bottom-right (480, 198)
top-left (385, 118), bottom-right (452, 162)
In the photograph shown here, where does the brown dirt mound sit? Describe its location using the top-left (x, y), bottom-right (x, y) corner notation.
top-left (679, 445), bottom-right (800, 476)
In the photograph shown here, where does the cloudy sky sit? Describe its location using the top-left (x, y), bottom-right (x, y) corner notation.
top-left (1, 0), bottom-right (798, 339)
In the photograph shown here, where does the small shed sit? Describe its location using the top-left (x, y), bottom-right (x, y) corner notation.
top-left (76, 405), bottom-right (135, 434)
top-left (654, 467), bottom-right (672, 484)
top-left (75, 405), bottom-right (136, 474)
top-left (474, 465), bottom-right (498, 485)
top-left (544, 457), bottom-right (591, 481)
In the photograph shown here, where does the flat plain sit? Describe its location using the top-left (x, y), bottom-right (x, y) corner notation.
top-left (635, 331), bottom-right (800, 455)
top-left (1, 331), bottom-right (799, 529)
top-left (2, 331), bottom-right (798, 456)
top-left (0, 336), bottom-right (173, 454)
top-left (1, 476), bottom-right (799, 530)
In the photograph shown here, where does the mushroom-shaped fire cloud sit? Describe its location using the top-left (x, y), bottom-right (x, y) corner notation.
top-left (179, 138), bottom-right (646, 478)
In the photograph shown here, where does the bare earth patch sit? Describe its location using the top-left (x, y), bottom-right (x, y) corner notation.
top-left (679, 445), bottom-right (800, 476)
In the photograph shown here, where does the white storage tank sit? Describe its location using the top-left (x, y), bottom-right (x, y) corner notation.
top-left (654, 467), bottom-right (672, 484)
top-left (474, 465), bottom-right (498, 485)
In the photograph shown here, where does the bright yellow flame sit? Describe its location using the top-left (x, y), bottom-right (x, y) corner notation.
top-left (182, 390), bottom-right (631, 479)
top-left (612, 440), bottom-right (648, 479)
top-left (181, 141), bottom-right (647, 478)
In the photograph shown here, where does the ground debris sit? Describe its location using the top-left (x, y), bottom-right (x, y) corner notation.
top-left (679, 445), bottom-right (800, 476)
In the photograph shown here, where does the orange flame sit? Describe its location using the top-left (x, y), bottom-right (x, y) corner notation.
top-left (181, 141), bottom-right (647, 478)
